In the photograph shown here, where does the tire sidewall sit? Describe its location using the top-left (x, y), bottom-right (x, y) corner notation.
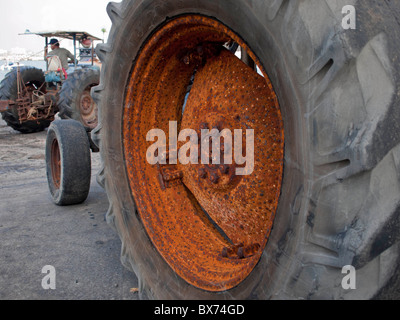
top-left (58, 68), bottom-right (100, 129)
top-left (0, 67), bottom-right (50, 133)
top-left (46, 120), bottom-right (92, 206)
top-left (46, 127), bottom-right (62, 204)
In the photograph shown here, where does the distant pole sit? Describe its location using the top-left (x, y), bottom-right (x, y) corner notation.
top-left (45, 37), bottom-right (49, 71)
top-left (73, 33), bottom-right (77, 67)
top-left (91, 40), bottom-right (94, 66)
top-left (101, 28), bottom-right (107, 43)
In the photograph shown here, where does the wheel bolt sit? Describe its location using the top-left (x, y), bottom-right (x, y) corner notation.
top-left (200, 122), bottom-right (209, 130)
top-left (209, 173), bottom-right (220, 184)
top-left (199, 168), bottom-right (207, 179)
top-left (219, 164), bottom-right (230, 175)
top-left (183, 55), bottom-right (190, 65)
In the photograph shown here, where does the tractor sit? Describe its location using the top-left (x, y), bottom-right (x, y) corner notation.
top-left (45, 0), bottom-right (400, 300)
top-left (0, 31), bottom-right (101, 134)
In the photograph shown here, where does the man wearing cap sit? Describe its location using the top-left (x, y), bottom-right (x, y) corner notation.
top-left (46, 38), bottom-right (76, 70)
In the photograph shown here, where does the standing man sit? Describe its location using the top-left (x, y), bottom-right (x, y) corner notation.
top-left (46, 38), bottom-right (76, 70)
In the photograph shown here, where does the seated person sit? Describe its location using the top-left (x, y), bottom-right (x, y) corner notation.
top-left (46, 38), bottom-right (76, 71)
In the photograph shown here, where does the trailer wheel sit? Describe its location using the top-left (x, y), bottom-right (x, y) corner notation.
top-left (46, 120), bottom-right (91, 206)
top-left (0, 67), bottom-right (50, 133)
top-left (93, 0), bottom-right (400, 299)
top-left (58, 68), bottom-right (100, 130)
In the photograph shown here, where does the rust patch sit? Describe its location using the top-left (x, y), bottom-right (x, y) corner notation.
top-left (1, 69), bottom-right (56, 123)
top-left (123, 15), bottom-right (284, 292)
top-left (0, 100), bottom-right (14, 113)
top-left (79, 88), bottom-right (97, 129)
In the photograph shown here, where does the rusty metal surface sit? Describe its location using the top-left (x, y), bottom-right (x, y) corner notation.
top-left (2, 68), bottom-right (56, 123)
top-left (16, 88), bottom-right (56, 124)
top-left (0, 100), bottom-right (14, 113)
top-left (122, 16), bottom-right (284, 292)
top-left (50, 138), bottom-right (61, 189)
top-left (180, 49), bottom-right (284, 248)
top-left (79, 89), bottom-right (97, 129)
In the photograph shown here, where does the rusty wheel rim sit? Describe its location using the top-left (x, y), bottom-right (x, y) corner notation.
top-left (123, 16), bottom-right (284, 291)
top-left (79, 89), bottom-right (97, 129)
top-left (50, 138), bottom-right (61, 189)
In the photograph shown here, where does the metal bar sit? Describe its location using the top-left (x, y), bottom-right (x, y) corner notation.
top-left (91, 41), bottom-right (94, 66)
top-left (73, 33), bottom-right (77, 67)
top-left (17, 66), bottom-right (21, 96)
top-left (45, 37), bottom-right (49, 71)
top-left (241, 47), bottom-right (255, 70)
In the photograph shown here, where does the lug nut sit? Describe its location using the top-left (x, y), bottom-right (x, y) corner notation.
top-left (183, 55), bottom-right (190, 65)
top-left (200, 122), bottom-right (209, 130)
top-left (199, 168), bottom-right (207, 179)
top-left (163, 170), bottom-right (183, 182)
top-left (219, 164), bottom-right (230, 175)
top-left (209, 173), bottom-right (220, 184)
top-left (196, 45), bottom-right (204, 56)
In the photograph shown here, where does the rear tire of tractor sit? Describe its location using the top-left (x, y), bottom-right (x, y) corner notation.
top-left (46, 120), bottom-right (92, 206)
top-left (0, 67), bottom-right (50, 134)
top-left (58, 68), bottom-right (100, 130)
top-left (93, 0), bottom-right (400, 299)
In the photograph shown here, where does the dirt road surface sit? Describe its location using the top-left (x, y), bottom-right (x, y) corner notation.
top-left (0, 118), bottom-right (139, 300)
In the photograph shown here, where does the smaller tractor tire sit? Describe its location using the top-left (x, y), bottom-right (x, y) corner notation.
top-left (58, 68), bottom-right (100, 130)
top-left (46, 119), bottom-right (92, 206)
top-left (0, 67), bottom-right (50, 134)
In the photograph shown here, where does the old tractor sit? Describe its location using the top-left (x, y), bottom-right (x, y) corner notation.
top-left (0, 31), bottom-right (101, 134)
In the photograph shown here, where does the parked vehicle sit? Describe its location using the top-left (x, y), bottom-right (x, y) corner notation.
top-left (0, 31), bottom-right (101, 133)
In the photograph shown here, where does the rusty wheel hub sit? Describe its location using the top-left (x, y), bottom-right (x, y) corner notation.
top-left (50, 138), bottom-right (61, 189)
top-left (79, 89), bottom-right (97, 128)
top-left (123, 16), bottom-right (284, 291)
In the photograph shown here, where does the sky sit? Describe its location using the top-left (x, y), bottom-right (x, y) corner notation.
top-left (0, 0), bottom-right (112, 53)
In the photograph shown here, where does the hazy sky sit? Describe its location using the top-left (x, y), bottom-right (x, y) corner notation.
top-left (0, 0), bottom-right (112, 52)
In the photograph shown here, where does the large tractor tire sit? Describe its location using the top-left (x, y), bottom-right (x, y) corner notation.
top-left (58, 68), bottom-right (100, 130)
top-left (92, 0), bottom-right (400, 299)
top-left (46, 120), bottom-right (92, 206)
top-left (0, 67), bottom-right (50, 133)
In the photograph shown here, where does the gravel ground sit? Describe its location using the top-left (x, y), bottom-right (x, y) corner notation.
top-left (0, 118), bottom-right (139, 300)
